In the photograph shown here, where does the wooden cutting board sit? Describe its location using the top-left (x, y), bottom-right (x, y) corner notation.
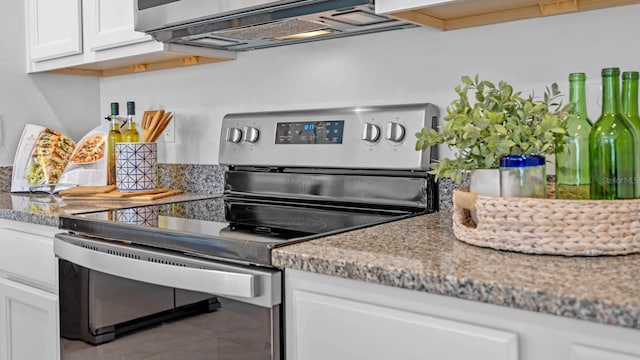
top-left (60, 187), bottom-right (184, 200)
top-left (126, 189), bottom-right (184, 200)
top-left (58, 185), bottom-right (117, 196)
top-left (95, 188), bottom-right (168, 198)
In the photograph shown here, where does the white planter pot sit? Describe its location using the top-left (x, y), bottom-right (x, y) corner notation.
top-left (468, 169), bottom-right (500, 225)
top-left (469, 168), bottom-right (501, 197)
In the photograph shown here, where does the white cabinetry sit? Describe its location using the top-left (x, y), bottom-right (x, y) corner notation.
top-left (290, 287), bottom-right (517, 360)
top-left (85, 0), bottom-right (149, 53)
top-left (376, 0), bottom-right (639, 31)
top-left (25, 0), bottom-right (235, 76)
top-left (26, 0), bottom-right (82, 62)
top-left (0, 220), bottom-right (59, 360)
top-left (0, 278), bottom-right (58, 360)
top-left (285, 269), bottom-right (640, 360)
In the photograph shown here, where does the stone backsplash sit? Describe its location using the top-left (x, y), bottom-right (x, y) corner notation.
top-left (0, 164), bottom-right (226, 194)
top-left (0, 164), bottom-right (458, 211)
top-left (437, 177), bottom-right (465, 212)
top-left (158, 164), bottom-right (226, 194)
top-left (0, 166), bottom-right (11, 193)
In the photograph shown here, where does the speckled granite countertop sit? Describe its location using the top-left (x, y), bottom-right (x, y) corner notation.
top-left (272, 211), bottom-right (640, 330)
top-left (0, 164), bottom-right (225, 226)
top-left (0, 192), bottom-right (220, 227)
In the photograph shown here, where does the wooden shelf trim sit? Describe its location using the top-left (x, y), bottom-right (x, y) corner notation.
top-left (390, 0), bottom-right (640, 30)
top-left (539, 0), bottom-right (578, 16)
top-left (49, 55), bottom-right (231, 77)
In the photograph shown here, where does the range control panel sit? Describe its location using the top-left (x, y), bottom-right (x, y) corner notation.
top-left (219, 103), bottom-right (439, 170)
top-left (275, 121), bottom-right (345, 144)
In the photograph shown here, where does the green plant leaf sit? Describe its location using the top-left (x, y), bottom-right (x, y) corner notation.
top-left (413, 75), bottom-right (569, 181)
top-left (461, 76), bottom-right (474, 86)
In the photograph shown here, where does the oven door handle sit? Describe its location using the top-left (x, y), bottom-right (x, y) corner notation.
top-left (54, 236), bottom-right (259, 299)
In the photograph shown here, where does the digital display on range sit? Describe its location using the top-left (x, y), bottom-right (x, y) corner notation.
top-left (275, 120), bottom-right (344, 144)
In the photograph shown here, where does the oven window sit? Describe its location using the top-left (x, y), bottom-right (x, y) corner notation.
top-left (59, 260), bottom-right (279, 360)
top-left (61, 297), bottom-right (276, 360)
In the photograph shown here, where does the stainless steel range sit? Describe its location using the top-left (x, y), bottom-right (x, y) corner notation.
top-left (55, 103), bottom-right (439, 360)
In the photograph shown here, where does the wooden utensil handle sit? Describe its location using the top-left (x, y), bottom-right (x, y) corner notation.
top-left (148, 112), bottom-right (173, 142)
top-left (143, 110), bottom-right (165, 142)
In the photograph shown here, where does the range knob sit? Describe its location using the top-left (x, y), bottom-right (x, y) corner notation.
top-left (226, 127), bottom-right (243, 143)
top-left (362, 123), bottom-right (381, 143)
top-left (386, 122), bottom-right (406, 143)
top-left (243, 127), bottom-right (260, 143)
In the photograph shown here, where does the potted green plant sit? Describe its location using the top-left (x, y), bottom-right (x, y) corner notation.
top-left (415, 75), bottom-right (572, 195)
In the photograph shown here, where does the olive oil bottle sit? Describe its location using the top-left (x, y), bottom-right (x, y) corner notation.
top-left (107, 102), bottom-right (122, 185)
top-left (123, 101), bottom-right (140, 142)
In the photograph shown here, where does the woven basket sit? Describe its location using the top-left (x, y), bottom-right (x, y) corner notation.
top-left (452, 187), bottom-right (640, 256)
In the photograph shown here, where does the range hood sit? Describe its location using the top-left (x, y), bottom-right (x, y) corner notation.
top-left (134, 0), bottom-right (416, 51)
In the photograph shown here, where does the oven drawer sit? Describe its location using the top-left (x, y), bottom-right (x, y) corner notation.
top-left (56, 232), bottom-right (283, 359)
top-left (54, 233), bottom-right (281, 308)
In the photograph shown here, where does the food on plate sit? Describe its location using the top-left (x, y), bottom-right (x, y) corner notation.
top-left (35, 147), bottom-right (54, 156)
top-left (25, 161), bottom-right (46, 185)
top-left (57, 136), bottom-right (75, 153)
top-left (70, 134), bottom-right (105, 164)
top-left (37, 132), bottom-right (57, 147)
top-left (24, 129), bottom-right (77, 185)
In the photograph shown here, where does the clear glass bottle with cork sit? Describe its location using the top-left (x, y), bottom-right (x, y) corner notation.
top-left (621, 71), bottom-right (640, 131)
top-left (555, 73), bottom-right (592, 199)
top-left (589, 67), bottom-right (639, 199)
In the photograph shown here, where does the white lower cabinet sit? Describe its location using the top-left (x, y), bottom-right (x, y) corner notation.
top-left (572, 344), bottom-right (640, 360)
top-left (0, 220), bottom-right (59, 360)
top-left (285, 269), bottom-right (640, 360)
top-left (290, 287), bottom-right (517, 360)
top-left (0, 278), bottom-right (59, 360)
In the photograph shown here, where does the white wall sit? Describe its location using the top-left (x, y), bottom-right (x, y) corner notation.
top-left (0, 0), bottom-right (100, 165)
top-left (5, 4), bottom-right (637, 167)
top-left (100, 4), bottom-right (640, 165)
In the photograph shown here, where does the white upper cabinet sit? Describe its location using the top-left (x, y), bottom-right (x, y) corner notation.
top-left (25, 0), bottom-right (235, 76)
top-left (376, 0), bottom-right (640, 31)
top-left (85, 0), bottom-right (151, 52)
top-left (26, 0), bottom-right (82, 62)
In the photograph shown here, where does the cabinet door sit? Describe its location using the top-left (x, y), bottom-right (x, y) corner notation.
top-left (0, 278), bottom-right (59, 360)
top-left (0, 225), bottom-right (58, 291)
top-left (290, 289), bottom-right (518, 360)
top-left (84, 0), bottom-right (151, 52)
top-left (573, 344), bottom-right (640, 360)
top-left (26, 0), bottom-right (82, 61)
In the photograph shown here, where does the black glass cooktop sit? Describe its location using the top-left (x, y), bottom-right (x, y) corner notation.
top-left (58, 197), bottom-right (414, 266)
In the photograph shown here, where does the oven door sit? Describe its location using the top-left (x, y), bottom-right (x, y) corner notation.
top-left (55, 233), bottom-right (282, 360)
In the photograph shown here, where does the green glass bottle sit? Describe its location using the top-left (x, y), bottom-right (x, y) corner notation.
top-left (622, 71), bottom-right (640, 131)
top-left (555, 73), bottom-right (592, 199)
top-left (589, 68), bottom-right (639, 199)
top-left (107, 102), bottom-right (122, 185)
top-left (123, 101), bottom-right (140, 142)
